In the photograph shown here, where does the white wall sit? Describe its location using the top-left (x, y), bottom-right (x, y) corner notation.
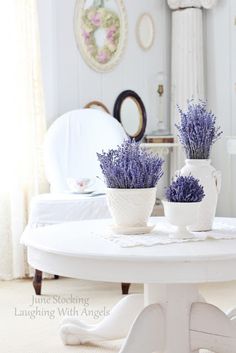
top-left (204, 0), bottom-right (236, 216)
top-left (37, 0), bottom-right (236, 215)
top-left (37, 0), bottom-right (58, 125)
top-left (37, 0), bottom-right (171, 132)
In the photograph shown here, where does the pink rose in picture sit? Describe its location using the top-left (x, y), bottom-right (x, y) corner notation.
top-left (91, 12), bottom-right (102, 26)
top-left (82, 30), bottom-right (90, 42)
top-left (97, 51), bottom-right (108, 63)
top-left (107, 25), bottom-right (116, 41)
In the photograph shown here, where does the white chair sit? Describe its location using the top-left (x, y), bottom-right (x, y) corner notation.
top-left (28, 109), bottom-right (130, 294)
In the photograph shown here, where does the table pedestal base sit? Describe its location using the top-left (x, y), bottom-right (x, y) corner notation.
top-left (60, 294), bottom-right (144, 345)
top-left (60, 284), bottom-right (236, 353)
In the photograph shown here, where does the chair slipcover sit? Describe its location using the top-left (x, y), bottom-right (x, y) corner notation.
top-left (44, 109), bottom-right (126, 193)
top-left (28, 193), bottom-right (111, 227)
top-left (29, 109), bottom-right (126, 227)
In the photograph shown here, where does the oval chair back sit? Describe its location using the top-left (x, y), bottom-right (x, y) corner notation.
top-left (44, 109), bottom-right (126, 193)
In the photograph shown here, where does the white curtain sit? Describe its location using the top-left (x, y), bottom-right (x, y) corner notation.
top-left (0, 0), bottom-right (48, 279)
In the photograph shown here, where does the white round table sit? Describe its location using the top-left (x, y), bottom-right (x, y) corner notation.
top-left (22, 217), bottom-right (236, 353)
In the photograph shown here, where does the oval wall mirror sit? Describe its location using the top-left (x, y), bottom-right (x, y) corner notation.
top-left (136, 13), bottom-right (155, 51)
top-left (84, 100), bottom-right (110, 113)
top-left (113, 90), bottom-right (147, 141)
top-left (74, 0), bottom-right (128, 72)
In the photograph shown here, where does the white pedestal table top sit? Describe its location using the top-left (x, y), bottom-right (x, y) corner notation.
top-left (21, 217), bottom-right (236, 284)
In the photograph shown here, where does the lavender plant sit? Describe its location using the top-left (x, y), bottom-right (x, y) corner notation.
top-left (165, 175), bottom-right (205, 203)
top-left (176, 100), bottom-right (223, 159)
top-left (97, 139), bottom-right (164, 189)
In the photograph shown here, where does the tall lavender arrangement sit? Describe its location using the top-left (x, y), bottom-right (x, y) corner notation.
top-left (165, 175), bottom-right (205, 203)
top-left (176, 100), bottom-right (223, 159)
top-left (97, 139), bottom-right (164, 189)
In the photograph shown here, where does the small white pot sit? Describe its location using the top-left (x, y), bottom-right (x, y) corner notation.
top-left (162, 201), bottom-right (201, 239)
top-left (106, 187), bottom-right (157, 231)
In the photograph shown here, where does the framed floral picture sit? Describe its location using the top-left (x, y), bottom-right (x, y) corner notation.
top-left (74, 0), bottom-right (127, 72)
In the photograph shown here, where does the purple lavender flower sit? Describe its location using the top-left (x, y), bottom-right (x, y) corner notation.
top-left (165, 175), bottom-right (205, 203)
top-left (97, 139), bottom-right (164, 189)
top-left (176, 100), bottom-right (223, 159)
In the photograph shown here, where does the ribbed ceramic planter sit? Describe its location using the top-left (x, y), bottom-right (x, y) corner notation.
top-left (180, 159), bottom-right (221, 231)
top-left (106, 187), bottom-right (156, 233)
top-left (162, 201), bottom-right (201, 239)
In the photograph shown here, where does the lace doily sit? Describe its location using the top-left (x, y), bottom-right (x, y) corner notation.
top-left (96, 220), bottom-right (236, 248)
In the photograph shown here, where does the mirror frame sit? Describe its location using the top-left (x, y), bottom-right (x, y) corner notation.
top-left (84, 100), bottom-right (110, 114)
top-left (113, 90), bottom-right (147, 142)
top-left (74, 0), bottom-right (128, 72)
top-left (136, 13), bottom-right (155, 51)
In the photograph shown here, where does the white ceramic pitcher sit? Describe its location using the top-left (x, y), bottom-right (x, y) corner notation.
top-left (179, 159), bottom-right (221, 231)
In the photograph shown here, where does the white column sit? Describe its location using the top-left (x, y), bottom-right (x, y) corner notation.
top-left (167, 0), bottom-right (217, 170)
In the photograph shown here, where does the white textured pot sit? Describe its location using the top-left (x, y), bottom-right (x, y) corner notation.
top-left (162, 201), bottom-right (201, 239)
top-left (106, 187), bottom-right (156, 231)
top-left (180, 159), bottom-right (221, 231)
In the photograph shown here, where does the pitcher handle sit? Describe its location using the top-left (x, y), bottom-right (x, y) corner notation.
top-left (213, 170), bottom-right (221, 194)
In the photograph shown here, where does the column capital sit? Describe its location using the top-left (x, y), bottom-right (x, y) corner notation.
top-left (167, 0), bottom-right (217, 10)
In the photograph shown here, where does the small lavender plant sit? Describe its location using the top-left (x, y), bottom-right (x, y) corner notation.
top-left (165, 175), bottom-right (205, 203)
top-left (97, 139), bottom-right (164, 189)
top-left (176, 100), bottom-right (223, 159)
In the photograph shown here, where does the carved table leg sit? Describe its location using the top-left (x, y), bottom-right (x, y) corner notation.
top-left (33, 269), bottom-right (42, 295)
top-left (121, 283), bottom-right (131, 295)
top-left (119, 303), bottom-right (165, 353)
top-left (227, 308), bottom-right (236, 320)
top-left (60, 294), bottom-right (143, 345)
top-left (191, 302), bottom-right (236, 353)
top-left (59, 283), bottom-right (236, 353)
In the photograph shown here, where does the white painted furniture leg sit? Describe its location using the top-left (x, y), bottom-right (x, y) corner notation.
top-left (60, 284), bottom-right (236, 353)
top-left (120, 284), bottom-right (200, 353)
top-left (191, 302), bottom-right (236, 353)
top-left (60, 294), bottom-right (143, 345)
top-left (227, 308), bottom-right (236, 320)
top-left (119, 303), bottom-right (165, 353)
